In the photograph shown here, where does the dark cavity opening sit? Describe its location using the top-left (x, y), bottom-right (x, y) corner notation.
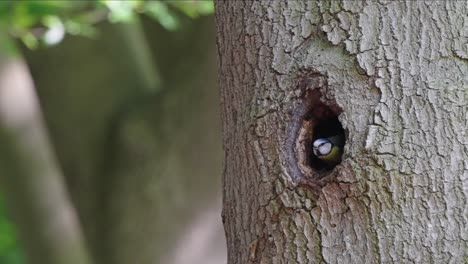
top-left (297, 90), bottom-right (346, 176)
top-left (308, 115), bottom-right (345, 171)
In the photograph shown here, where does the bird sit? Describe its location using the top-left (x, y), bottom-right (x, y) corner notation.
top-left (312, 134), bottom-right (345, 167)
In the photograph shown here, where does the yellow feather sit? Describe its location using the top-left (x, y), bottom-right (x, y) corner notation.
top-left (318, 146), bottom-right (342, 165)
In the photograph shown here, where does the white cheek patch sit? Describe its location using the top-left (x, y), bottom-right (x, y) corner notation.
top-left (313, 140), bottom-right (322, 148)
top-left (318, 143), bottom-right (332, 155)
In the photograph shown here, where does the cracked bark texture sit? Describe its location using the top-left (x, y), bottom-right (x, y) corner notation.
top-left (215, 1), bottom-right (468, 263)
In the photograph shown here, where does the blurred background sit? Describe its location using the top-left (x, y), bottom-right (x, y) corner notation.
top-left (0, 1), bottom-right (225, 264)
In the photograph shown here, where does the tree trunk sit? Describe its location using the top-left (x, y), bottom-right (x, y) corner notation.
top-left (22, 15), bottom-right (224, 264)
top-left (21, 20), bottom-right (160, 262)
top-left (215, 1), bottom-right (467, 263)
top-left (0, 52), bottom-right (92, 264)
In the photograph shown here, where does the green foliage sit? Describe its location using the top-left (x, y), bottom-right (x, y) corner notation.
top-left (0, 0), bottom-right (214, 49)
top-left (0, 196), bottom-right (24, 264)
top-left (0, 0), bottom-right (90, 48)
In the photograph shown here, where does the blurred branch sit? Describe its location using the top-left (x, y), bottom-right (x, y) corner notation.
top-left (0, 54), bottom-right (93, 264)
top-left (118, 16), bottom-right (162, 93)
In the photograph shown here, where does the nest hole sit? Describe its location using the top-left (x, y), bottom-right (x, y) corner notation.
top-left (308, 115), bottom-right (345, 171)
top-left (296, 91), bottom-right (346, 178)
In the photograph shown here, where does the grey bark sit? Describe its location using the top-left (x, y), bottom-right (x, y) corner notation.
top-left (215, 1), bottom-right (467, 263)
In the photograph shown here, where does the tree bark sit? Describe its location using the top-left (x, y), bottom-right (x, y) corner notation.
top-left (215, 1), bottom-right (467, 263)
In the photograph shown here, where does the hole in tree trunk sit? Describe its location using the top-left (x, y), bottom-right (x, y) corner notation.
top-left (296, 90), bottom-right (346, 178)
top-left (309, 116), bottom-right (345, 170)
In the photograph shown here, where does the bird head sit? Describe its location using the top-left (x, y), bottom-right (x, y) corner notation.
top-left (312, 138), bottom-right (332, 157)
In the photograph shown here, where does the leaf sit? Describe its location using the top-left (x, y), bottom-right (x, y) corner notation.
top-left (0, 196), bottom-right (25, 264)
top-left (168, 0), bottom-right (214, 18)
top-left (101, 0), bottom-right (142, 23)
top-left (144, 1), bottom-right (179, 31)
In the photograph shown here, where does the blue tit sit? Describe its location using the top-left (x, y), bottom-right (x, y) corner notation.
top-left (312, 135), bottom-right (344, 167)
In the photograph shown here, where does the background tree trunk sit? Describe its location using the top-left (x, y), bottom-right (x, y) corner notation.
top-left (0, 52), bottom-right (92, 264)
top-left (215, 1), bottom-right (467, 263)
top-left (21, 15), bottom-right (225, 264)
